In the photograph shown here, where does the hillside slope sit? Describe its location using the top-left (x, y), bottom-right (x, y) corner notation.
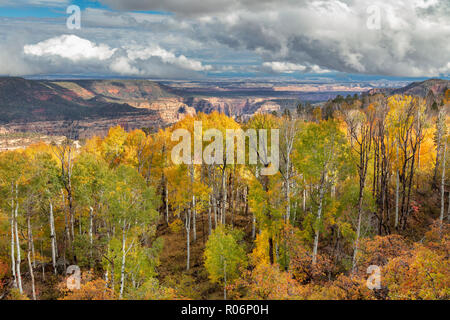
top-left (366, 79), bottom-right (449, 97)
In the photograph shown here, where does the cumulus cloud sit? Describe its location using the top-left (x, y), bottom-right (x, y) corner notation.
top-left (126, 45), bottom-right (212, 72)
top-left (24, 35), bottom-right (117, 62)
top-left (21, 34), bottom-right (213, 77)
top-left (263, 62), bottom-right (306, 73)
top-left (109, 56), bottom-right (140, 75)
top-left (262, 61), bottom-right (332, 74)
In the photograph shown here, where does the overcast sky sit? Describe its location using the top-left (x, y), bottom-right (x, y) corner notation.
top-left (0, 0), bottom-right (449, 79)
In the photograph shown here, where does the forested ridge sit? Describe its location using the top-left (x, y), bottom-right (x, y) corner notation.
top-left (0, 91), bottom-right (449, 300)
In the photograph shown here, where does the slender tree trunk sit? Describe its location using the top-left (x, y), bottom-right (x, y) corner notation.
top-left (303, 188), bottom-right (307, 212)
top-left (62, 190), bottom-right (71, 266)
top-left (190, 165), bottom-right (197, 241)
top-left (49, 202), bottom-right (57, 275)
top-left (208, 195), bottom-right (212, 235)
top-left (89, 207), bottom-right (93, 246)
top-left (14, 196), bottom-right (23, 294)
top-left (268, 237), bottom-right (274, 264)
top-left (352, 193), bottom-right (364, 273)
top-left (185, 209), bottom-right (191, 271)
top-left (31, 229), bottom-right (36, 268)
top-left (244, 186), bottom-right (249, 217)
top-left (222, 167), bottom-right (227, 225)
top-left (293, 201), bottom-right (297, 225)
top-left (119, 222), bottom-right (127, 299)
top-left (312, 183), bottom-right (326, 265)
top-left (252, 215), bottom-right (256, 239)
top-left (352, 139), bottom-right (369, 273)
top-left (10, 196), bottom-right (17, 288)
top-left (192, 196), bottom-right (197, 242)
top-left (27, 215), bottom-right (36, 300)
top-left (223, 258), bottom-right (227, 300)
top-left (213, 196), bottom-right (217, 229)
top-left (110, 233), bottom-right (115, 290)
top-left (285, 179), bottom-right (291, 223)
top-left (165, 179), bottom-right (169, 224)
top-left (89, 206), bottom-right (94, 267)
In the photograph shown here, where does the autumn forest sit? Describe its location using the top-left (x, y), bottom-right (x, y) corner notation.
top-left (0, 91), bottom-right (449, 300)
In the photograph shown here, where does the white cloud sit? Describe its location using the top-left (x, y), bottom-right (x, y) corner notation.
top-left (126, 45), bottom-right (212, 72)
top-left (24, 35), bottom-right (117, 62)
top-left (109, 56), bottom-right (140, 75)
top-left (20, 34), bottom-right (213, 77)
top-left (263, 61), bottom-right (331, 74)
top-left (263, 62), bottom-right (306, 73)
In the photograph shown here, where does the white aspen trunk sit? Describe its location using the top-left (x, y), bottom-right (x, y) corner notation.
top-left (62, 190), bottom-right (71, 247)
top-left (223, 258), bottom-right (227, 300)
top-left (352, 194), bottom-right (364, 273)
top-left (208, 195), bottom-right (212, 235)
top-left (185, 209), bottom-right (191, 271)
top-left (192, 196), bottom-right (197, 242)
top-left (285, 179), bottom-right (290, 223)
top-left (89, 207), bottom-right (93, 246)
top-left (293, 201), bottom-right (297, 225)
top-left (89, 206), bottom-right (94, 267)
top-left (165, 179), bottom-right (169, 224)
top-left (105, 270), bottom-right (109, 287)
top-left (31, 230), bottom-right (36, 268)
top-left (14, 200), bottom-right (23, 294)
top-left (27, 215), bottom-right (36, 300)
top-left (303, 188), bottom-right (307, 212)
top-left (222, 169), bottom-right (227, 225)
top-left (105, 232), bottom-right (110, 288)
top-left (119, 222), bottom-right (127, 299)
top-left (70, 205), bottom-right (75, 245)
top-left (213, 196), bottom-right (217, 229)
top-left (312, 185), bottom-right (325, 265)
top-left (251, 214), bottom-right (256, 239)
top-left (190, 165), bottom-right (197, 241)
top-left (49, 202), bottom-right (57, 275)
top-left (232, 187), bottom-right (238, 228)
top-left (440, 143), bottom-right (446, 228)
top-left (10, 199), bottom-right (17, 288)
top-left (79, 212), bottom-right (82, 236)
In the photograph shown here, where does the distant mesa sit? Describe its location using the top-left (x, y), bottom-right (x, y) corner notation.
top-left (0, 77), bottom-right (448, 139)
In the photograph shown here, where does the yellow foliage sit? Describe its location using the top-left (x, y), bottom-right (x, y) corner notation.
top-left (169, 218), bottom-right (184, 234)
